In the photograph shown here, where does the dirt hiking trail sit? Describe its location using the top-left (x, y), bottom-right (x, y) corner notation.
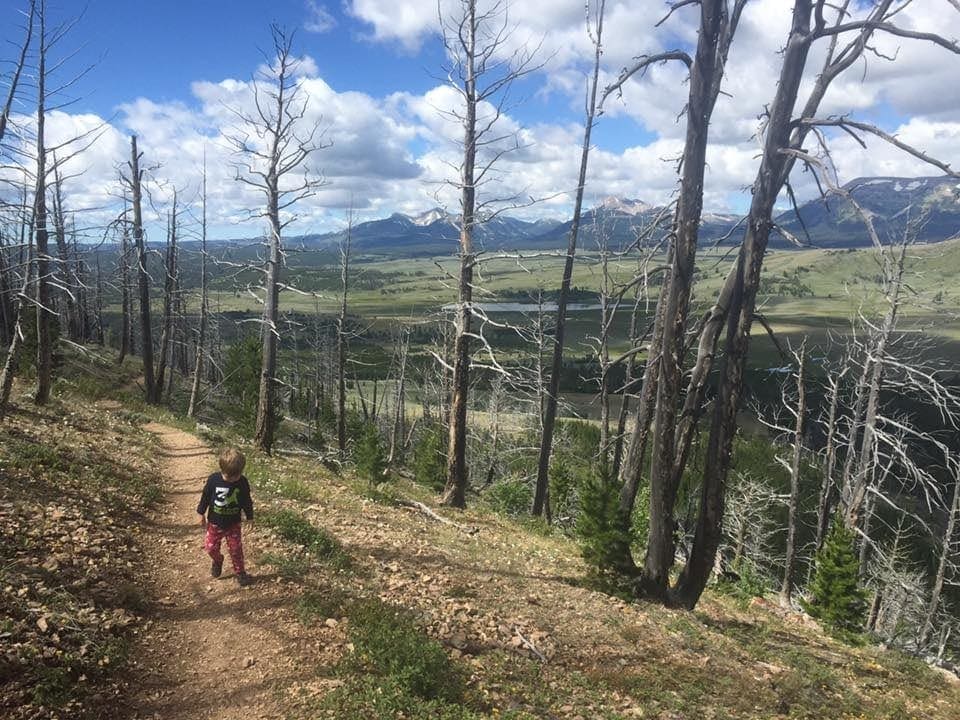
top-left (130, 423), bottom-right (309, 720)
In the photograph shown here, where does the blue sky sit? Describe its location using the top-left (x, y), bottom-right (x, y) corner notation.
top-left (2, 0), bottom-right (958, 238)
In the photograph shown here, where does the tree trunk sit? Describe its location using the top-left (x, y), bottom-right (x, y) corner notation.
top-left (129, 136), bottom-right (156, 403)
top-left (33, 3), bottom-right (51, 406)
top-left (253, 182), bottom-right (281, 452)
top-left (0, 225), bottom-right (33, 418)
top-left (94, 251), bottom-right (104, 345)
top-left (920, 474), bottom-right (960, 646)
top-left (188, 165), bottom-right (208, 418)
top-left (117, 217), bottom-right (131, 363)
top-left (642, 0), bottom-right (727, 600)
top-left (337, 219), bottom-right (352, 457)
top-left (815, 361), bottom-right (844, 549)
top-left (533, 1), bottom-right (605, 517)
top-left (674, 2), bottom-right (815, 609)
top-left (612, 291), bottom-right (643, 481)
top-left (50, 163), bottom-right (81, 342)
top-left (842, 244), bottom-right (906, 528)
top-left (388, 329), bottom-right (409, 464)
top-left (441, 1), bottom-right (477, 510)
top-left (780, 341), bottom-right (806, 605)
top-left (155, 197), bottom-right (177, 399)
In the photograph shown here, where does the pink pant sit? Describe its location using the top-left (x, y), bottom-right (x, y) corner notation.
top-left (204, 522), bottom-right (245, 574)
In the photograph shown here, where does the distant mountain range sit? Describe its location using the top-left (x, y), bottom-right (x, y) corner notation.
top-left (774, 176), bottom-right (960, 247)
top-left (296, 176), bottom-right (960, 257)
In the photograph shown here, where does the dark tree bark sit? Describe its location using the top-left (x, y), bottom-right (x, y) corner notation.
top-left (533, 0), bottom-right (606, 518)
top-left (33, 1), bottom-right (51, 405)
top-left (639, 0), bottom-right (730, 599)
top-left (187, 163), bottom-right (208, 418)
top-left (127, 135), bottom-right (156, 403)
top-left (155, 193), bottom-right (177, 398)
top-left (0, 215), bottom-right (33, 418)
top-left (117, 211), bottom-right (131, 364)
top-left (440, 0), bottom-right (479, 509)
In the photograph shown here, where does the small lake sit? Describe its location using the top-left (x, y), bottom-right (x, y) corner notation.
top-left (441, 301), bottom-right (616, 313)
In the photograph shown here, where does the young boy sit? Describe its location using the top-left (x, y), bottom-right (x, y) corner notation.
top-left (197, 447), bottom-right (254, 587)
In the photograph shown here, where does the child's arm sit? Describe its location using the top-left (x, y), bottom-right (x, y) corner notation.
top-left (241, 476), bottom-right (254, 524)
top-left (196, 476), bottom-right (212, 525)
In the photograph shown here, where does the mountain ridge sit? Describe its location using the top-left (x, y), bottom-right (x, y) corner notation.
top-left (262, 175), bottom-right (960, 257)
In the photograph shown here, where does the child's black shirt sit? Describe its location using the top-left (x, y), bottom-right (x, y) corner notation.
top-left (197, 473), bottom-right (254, 528)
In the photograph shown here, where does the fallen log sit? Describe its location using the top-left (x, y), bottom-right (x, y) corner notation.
top-left (395, 497), bottom-right (479, 535)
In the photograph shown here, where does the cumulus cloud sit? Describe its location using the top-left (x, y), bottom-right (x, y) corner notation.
top-left (5, 0), bottom-right (959, 239)
top-left (304, 1), bottom-right (337, 34)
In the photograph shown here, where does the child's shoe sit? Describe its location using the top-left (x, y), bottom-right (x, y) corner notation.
top-left (211, 559), bottom-right (223, 578)
top-left (236, 572), bottom-right (253, 587)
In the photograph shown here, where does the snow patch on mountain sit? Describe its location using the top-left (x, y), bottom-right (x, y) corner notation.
top-left (598, 197), bottom-right (652, 215)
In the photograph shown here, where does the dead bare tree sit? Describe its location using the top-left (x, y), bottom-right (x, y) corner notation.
top-left (0, 0), bottom-right (35, 149)
top-left (116, 199), bottom-right (131, 364)
top-left (227, 24), bottom-right (325, 453)
top-left (48, 157), bottom-right (82, 341)
top-left (779, 340), bottom-right (806, 606)
top-left (0, 182), bottom-right (33, 417)
top-left (438, 0), bottom-right (541, 508)
top-left (120, 135), bottom-right (157, 402)
top-left (669, 0), bottom-right (960, 609)
top-left (388, 326), bottom-right (411, 465)
top-left (187, 159), bottom-right (209, 418)
top-left (815, 347), bottom-right (849, 549)
top-left (921, 464), bottom-right (960, 646)
top-left (31, 0), bottom-right (51, 405)
top-left (532, 0), bottom-right (606, 518)
top-left (154, 190), bottom-right (178, 398)
top-left (336, 212), bottom-right (352, 458)
top-left (607, 0), bottom-right (745, 595)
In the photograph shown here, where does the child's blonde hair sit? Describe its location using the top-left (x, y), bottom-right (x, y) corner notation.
top-left (219, 447), bottom-right (246, 477)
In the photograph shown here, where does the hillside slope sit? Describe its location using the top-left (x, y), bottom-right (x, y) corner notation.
top-left (3, 355), bottom-right (960, 719)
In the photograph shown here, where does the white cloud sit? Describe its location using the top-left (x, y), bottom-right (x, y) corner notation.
top-left (304, 1), bottom-right (337, 33)
top-left (5, 0), bottom-right (960, 240)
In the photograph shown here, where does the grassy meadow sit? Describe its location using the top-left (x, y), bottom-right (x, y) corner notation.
top-left (196, 238), bottom-right (960, 365)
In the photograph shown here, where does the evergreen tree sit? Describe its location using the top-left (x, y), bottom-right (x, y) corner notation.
top-left (576, 467), bottom-right (634, 581)
top-left (355, 422), bottom-right (386, 485)
top-left (802, 519), bottom-right (867, 639)
top-left (411, 424), bottom-right (446, 491)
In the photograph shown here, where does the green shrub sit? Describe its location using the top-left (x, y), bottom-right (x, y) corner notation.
top-left (412, 424), bottom-right (447, 491)
top-left (318, 677), bottom-right (484, 719)
top-left (549, 455), bottom-right (578, 524)
top-left (354, 422), bottom-right (386, 484)
top-left (486, 478), bottom-right (532, 516)
top-left (222, 335), bottom-right (263, 431)
top-left (715, 558), bottom-right (769, 603)
top-left (801, 519), bottom-right (867, 640)
top-left (260, 509), bottom-right (347, 566)
top-left (260, 551), bottom-right (311, 580)
top-left (277, 476), bottom-right (314, 502)
top-left (296, 588), bottom-right (346, 624)
top-left (576, 467), bottom-right (633, 580)
top-left (345, 599), bottom-right (464, 703)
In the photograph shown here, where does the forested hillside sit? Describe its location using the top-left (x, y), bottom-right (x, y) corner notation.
top-left (2, 1), bottom-right (960, 718)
